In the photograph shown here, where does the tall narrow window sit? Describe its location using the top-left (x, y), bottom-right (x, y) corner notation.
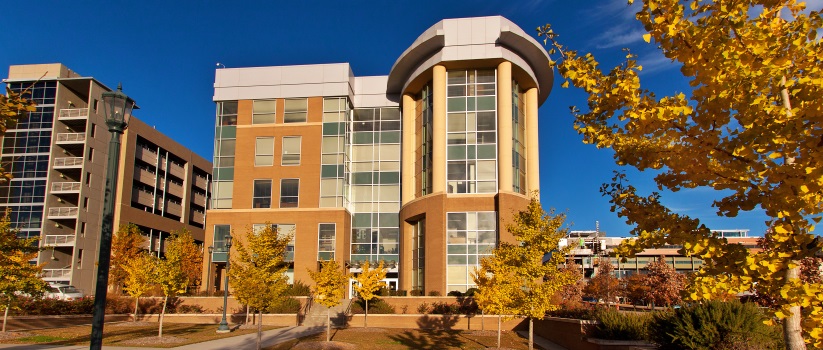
top-left (213, 225), bottom-right (231, 262)
top-left (284, 98), bottom-right (307, 123)
top-left (281, 136), bottom-right (301, 165)
top-left (255, 137), bottom-right (274, 166)
top-left (252, 100), bottom-right (276, 124)
top-left (252, 179), bottom-right (272, 208)
top-left (318, 223), bottom-right (336, 260)
top-left (280, 179), bottom-right (299, 208)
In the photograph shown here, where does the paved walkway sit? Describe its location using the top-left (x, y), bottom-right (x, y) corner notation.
top-left (0, 325), bottom-right (326, 350)
top-left (515, 330), bottom-right (569, 350)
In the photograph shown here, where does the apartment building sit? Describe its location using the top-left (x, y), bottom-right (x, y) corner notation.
top-left (204, 16), bottom-right (553, 295)
top-left (1, 63), bottom-right (212, 294)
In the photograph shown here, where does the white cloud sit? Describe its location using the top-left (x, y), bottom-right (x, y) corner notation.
top-left (594, 27), bottom-right (648, 49)
top-left (637, 52), bottom-right (679, 75)
top-left (586, 0), bottom-right (647, 49)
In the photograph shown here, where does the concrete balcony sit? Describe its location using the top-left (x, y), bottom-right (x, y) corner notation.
top-left (191, 191), bottom-right (207, 206)
top-left (189, 210), bottom-right (205, 224)
top-left (166, 183), bottom-right (184, 198)
top-left (133, 167), bottom-right (156, 186)
top-left (132, 189), bottom-right (155, 208)
top-left (193, 175), bottom-right (209, 190)
top-left (43, 234), bottom-right (76, 247)
top-left (55, 133), bottom-right (86, 144)
top-left (51, 182), bottom-right (81, 194)
top-left (41, 268), bottom-right (72, 282)
top-left (47, 207), bottom-right (79, 219)
top-left (164, 201), bottom-right (182, 216)
top-left (53, 157), bottom-right (84, 169)
top-left (58, 108), bottom-right (88, 120)
top-left (168, 164), bottom-right (186, 179)
top-left (135, 146), bottom-right (158, 164)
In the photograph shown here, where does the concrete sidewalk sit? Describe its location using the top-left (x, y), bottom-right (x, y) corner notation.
top-left (0, 325), bottom-right (325, 350)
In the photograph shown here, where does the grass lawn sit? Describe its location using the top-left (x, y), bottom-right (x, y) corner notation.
top-left (265, 328), bottom-right (532, 350)
top-left (0, 322), bottom-right (277, 348)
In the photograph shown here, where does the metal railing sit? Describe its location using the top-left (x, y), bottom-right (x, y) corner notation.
top-left (48, 207), bottom-right (79, 217)
top-left (51, 182), bottom-right (81, 192)
top-left (56, 133), bottom-right (86, 143)
top-left (43, 234), bottom-right (76, 246)
top-left (54, 157), bottom-right (84, 167)
top-left (58, 108), bottom-right (89, 119)
top-left (41, 268), bottom-right (72, 279)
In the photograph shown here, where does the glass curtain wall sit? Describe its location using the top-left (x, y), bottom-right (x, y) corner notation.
top-left (212, 101), bottom-right (237, 209)
top-left (1, 81), bottom-right (57, 239)
top-left (320, 98), bottom-right (350, 208)
top-left (350, 107), bottom-right (401, 265)
top-left (446, 212), bottom-right (496, 292)
top-left (415, 84), bottom-right (433, 197)
top-left (512, 81), bottom-right (526, 194)
top-left (445, 70), bottom-right (497, 194)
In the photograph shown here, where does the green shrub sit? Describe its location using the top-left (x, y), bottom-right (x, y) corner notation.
top-left (14, 296), bottom-right (94, 315)
top-left (464, 288), bottom-right (478, 297)
top-left (284, 280), bottom-right (311, 296)
top-left (649, 300), bottom-right (783, 350)
top-left (417, 302), bottom-right (431, 314)
top-left (447, 290), bottom-right (463, 297)
top-left (547, 306), bottom-right (598, 320)
top-left (351, 299), bottom-right (395, 314)
top-left (427, 290), bottom-right (441, 296)
top-left (174, 304), bottom-right (207, 314)
top-left (410, 289), bottom-right (424, 296)
top-left (591, 309), bottom-right (651, 341)
top-left (266, 297), bottom-right (302, 313)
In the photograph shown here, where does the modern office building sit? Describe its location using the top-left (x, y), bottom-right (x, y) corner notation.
top-left (1, 63), bottom-right (212, 294)
top-left (203, 16), bottom-right (552, 295)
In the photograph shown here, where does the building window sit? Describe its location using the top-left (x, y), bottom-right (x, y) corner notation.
top-left (284, 98), bottom-right (307, 123)
top-left (512, 81), bottom-right (526, 194)
top-left (252, 179), bottom-right (272, 208)
top-left (213, 101), bottom-right (237, 209)
top-left (80, 222), bottom-right (86, 237)
top-left (318, 223), bottom-right (335, 260)
top-left (212, 225), bottom-right (231, 262)
top-left (255, 137), bottom-right (274, 166)
top-left (77, 249), bottom-right (83, 269)
top-left (280, 179), bottom-right (299, 208)
top-left (85, 172), bottom-right (91, 186)
top-left (281, 136), bottom-right (301, 165)
top-left (320, 97), bottom-right (350, 208)
top-left (87, 148), bottom-right (94, 161)
top-left (446, 212), bottom-right (496, 293)
top-left (252, 100), bottom-right (276, 124)
top-left (446, 69), bottom-right (497, 194)
top-left (83, 197), bottom-right (89, 210)
top-left (412, 219), bottom-right (425, 292)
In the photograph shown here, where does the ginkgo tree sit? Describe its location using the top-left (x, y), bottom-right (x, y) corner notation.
top-left (0, 209), bottom-right (47, 332)
top-left (110, 224), bottom-right (147, 293)
top-left (352, 260), bottom-right (386, 328)
top-left (122, 252), bottom-right (157, 322)
top-left (308, 259), bottom-right (349, 342)
top-left (540, 0), bottom-right (823, 348)
top-left (474, 197), bottom-right (575, 350)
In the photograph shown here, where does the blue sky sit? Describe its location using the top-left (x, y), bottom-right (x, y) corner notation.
top-left (0, 0), bottom-right (772, 236)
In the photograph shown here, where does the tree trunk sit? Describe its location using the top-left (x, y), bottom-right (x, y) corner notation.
top-left (364, 299), bottom-right (368, 328)
top-left (257, 310), bottom-right (262, 350)
top-left (3, 304), bottom-right (9, 332)
top-left (497, 315), bottom-right (502, 349)
top-left (784, 265), bottom-right (806, 350)
top-left (529, 317), bottom-right (534, 350)
top-left (326, 309), bottom-right (331, 342)
top-left (246, 305), bottom-right (250, 325)
top-left (481, 309), bottom-right (485, 331)
top-left (159, 296), bottom-right (168, 338)
top-left (133, 296), bottom-right (140, 322)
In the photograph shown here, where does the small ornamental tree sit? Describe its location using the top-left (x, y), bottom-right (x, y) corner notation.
top-left (0, 209), bottom-right (47, 332)
top-left (477, 196), bottom-right (576, 350)
top-left (473, 254), bottom-right (520, 348)
top-left (110, 224), bottom-right (147, 293)
top-left (164, 228), bottom-right (203, 292)
top-left (229, 224), bottom-right (291, 350)
top-left (122, 252), bottom-right (157, 322)
top-left (555, 259), bottom-right (585, 310)
top-left (155, 240), bottom-right (188, 337)
top-left (308, 259), bottom-right (349, 342)
top-left (584, 258), bottom-right (620, 306)
top-left (352, 260), bottom-right (386, 328)
top-left (623, 273), bottom-right (651, 306)
top-left (541, 0), bottom-right (823, 348)
top-left (644, 256), bottom-right (686, 307)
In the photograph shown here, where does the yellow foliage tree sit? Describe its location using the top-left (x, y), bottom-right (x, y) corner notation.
top-left (0, 209), bottom-right (47, 332)
top-left (164, 228), bottom-right (203, 292)
top-left (473, 253), bottom-right (520, 348)
top-left (475, 197), bottom-right (575, 350)
top-left (308, 259), bottom-right (349, 342)
top-left (352, 260), bottom-right (386, 328)
top-left (110, 223), bottom-right (147, 292)
top-left (122, 252), bottom-right (157, 322)
top-left (229, 224), bottom-right (291, 350)
top-left (541, 1), bottom-right (823, 348)
top-left (154, 235), bottom-right (189, 338)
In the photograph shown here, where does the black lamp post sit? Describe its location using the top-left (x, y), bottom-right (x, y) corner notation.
top-left (90, 84), bottom-right (135, 350)
top-left (217, 234), bottom-right (233, 333)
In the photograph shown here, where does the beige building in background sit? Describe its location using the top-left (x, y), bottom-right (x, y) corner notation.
top-left (1, 63), bottom-right (212, 294)
top-left (204, 16), bottom-right (553, 295)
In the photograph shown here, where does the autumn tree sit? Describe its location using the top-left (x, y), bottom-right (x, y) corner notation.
top-left (473, 252), bottom-right (521, 348)
top-left (476, 196), bottom-right (575, 350)
top-left (622, 273), bottom-right (651, 306)
top-left (308, 259), bottom-right (349, 342)
top-left (154, 240), bottom-right (188, 337)
top-left (554, 258), bottom-right (585, 310)
top-left (110, 224), bottom-right (147, 292)
top-left (0, 87), bottom-right (36, 183)
top-left (165, 228), bottom-right (203, 292)
top-left (583, 257), bottom-right (620, 306)
top-left (352, 260), bottom-right (386, 328)
top-left (0, 210), bottom-right (47, 332)
top-left (541, 0), bottom-right (823, 348)
top-left (645, 257), bottom-right (686, 307)
top-left (122, 252), bottom-right (157, 322)
top-left (229, 224), bottom-right (291, 350)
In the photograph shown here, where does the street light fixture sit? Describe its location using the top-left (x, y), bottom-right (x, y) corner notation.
top-left (217, 234), bottom-right (233, 333)
top-left (90, 84), bottom-right (135, 350)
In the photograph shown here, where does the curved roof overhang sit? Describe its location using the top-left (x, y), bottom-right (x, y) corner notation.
top-left (387, 16), bottom-right (554, 106)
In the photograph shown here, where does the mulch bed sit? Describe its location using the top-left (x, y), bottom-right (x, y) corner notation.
top-left (121, 335), bottom-right (187, 345)
top-left (292, 341), bottom-right (356, 350)
top-left (0, 332), bottom-right (27, 341)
